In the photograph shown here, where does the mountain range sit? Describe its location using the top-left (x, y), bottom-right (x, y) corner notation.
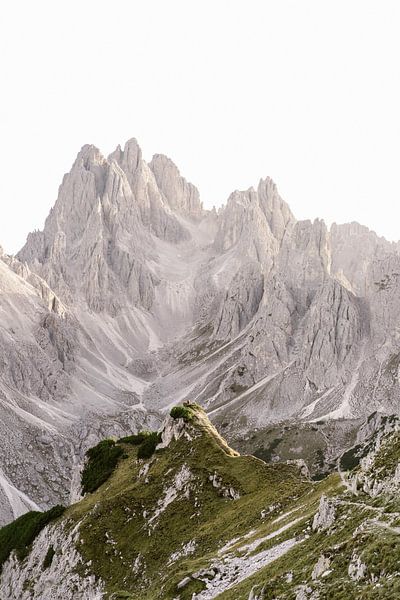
top-left (1, 136), bottom-right (400, 528)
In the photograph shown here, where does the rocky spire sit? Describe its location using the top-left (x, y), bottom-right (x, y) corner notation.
top-left (257, 177), bottom-right (295, 244)
top-left (109, 140), bottom-right (194, 243)
top-left (149, 154), bottom-right (204, 218)
top-left (108, 137), bottom-right (142, 176)
top-left (18, 142), bottom-right (154, 311)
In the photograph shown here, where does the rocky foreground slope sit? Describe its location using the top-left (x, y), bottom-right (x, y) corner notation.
top-left (1, 136), bottom-right (400, 523)
top-left (1, 406), bottom-right (400, 599)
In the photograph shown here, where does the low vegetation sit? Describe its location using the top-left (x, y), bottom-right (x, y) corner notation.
top-left (118, 430), bottom-right (161, 459)
top-left (42, 545), bottom-right (56, 570)
top-left (81, 429), bottom-right (164, 496)
top-left (118, 431), bottom-right (153, 445)
top-left (0, 505), bottom-right (65, 569)
top-left (372, 432), bottom-right (400, 477)
top-left (170, 405), bottom-right (195, 422)
top-left (136, 432), bottom-right (162, 459)
top-left (81, 439), bottom-right (125, 494)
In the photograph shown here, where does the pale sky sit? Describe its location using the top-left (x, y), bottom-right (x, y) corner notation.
top-left (1, 1), bottom-right (400, 253)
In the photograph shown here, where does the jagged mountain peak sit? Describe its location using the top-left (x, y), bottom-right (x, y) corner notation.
top-left (256, 176), bottom-right (295, 243)
top-left (75, 143), bottom-right (105, 164)
top-left (150, 152), bottom-right (179, 168)
top-left (150, 152), bottom-right (204, 217)
top-left (16, 136), bottom-right (211, 312)
top-left (214, 176), bottom-right (295, 254)
top-left (330, 219), bottom-right (400, 245)
top-left (108, 137), bottom-right (142, 176)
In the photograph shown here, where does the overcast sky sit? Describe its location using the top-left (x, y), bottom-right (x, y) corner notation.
top-left (1, 1), bottom-right (400, 253)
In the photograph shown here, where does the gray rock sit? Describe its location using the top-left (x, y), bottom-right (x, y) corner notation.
top-left (3, 134), bottom-right (400, 525)
top-left (177, 576), bottom-right (192, 590)
top-left (312, 495), bottom-right (337, 532)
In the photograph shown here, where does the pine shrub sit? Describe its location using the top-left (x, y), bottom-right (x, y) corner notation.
top-left (81, 439), bottom-right (124, 494)
top-left (170, 405), bottom-right (193, 422)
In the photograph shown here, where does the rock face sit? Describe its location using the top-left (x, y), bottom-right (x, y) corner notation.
top-left (345, 414), bottom-right (400, 497)
top-left (312, 495), bottom-right (337, 532)
top-left (1, 135), bottom-right (400, 522)
top-left (149, 153), bottom-right (204, 218)
top-left (0, 522), bottom-right (104, 600)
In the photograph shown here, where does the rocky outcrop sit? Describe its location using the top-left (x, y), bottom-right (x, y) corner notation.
top-left (298, 279), bottom-right (364, 390)
top-left (0, 522), bottom-right (104, 599)
top-left (213, 261), bottom-right (264, 341)
top-left (157, 415), bottom-right (197, 449)
top-left (312, 495), bottom-right (337, 532)
top-left (330, 221), bottom-right (400, 296)
top-left (311, 553), bottom-right (331, 580)
top-left (346, 415), bottom-right (400, 496)
top-left (208, 472), bottom-right (240, 500)
top-left (348, 553), bottom-right (367, 581)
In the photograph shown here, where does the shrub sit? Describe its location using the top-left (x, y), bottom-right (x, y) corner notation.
top-left (81, 439), bottom-right (124, 494)
top-left (170, 405), bottom-right (193, 422)
top-left (42, 545), bottom-right (55, 569)
top-left (118, 431), bottom-right (152, 445)
top-left (137, 432), bottom-right (161, 459)
top-left (0, 505), bottom-right (65, 568)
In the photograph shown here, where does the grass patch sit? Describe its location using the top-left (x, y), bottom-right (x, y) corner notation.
top-left (81, 439), bottom-right (125, 494)
top-left (170, 405), bottom-right (194, 422)
top-left (0, 505), bottom-right (65, 569)
top-left (360, 531), bottom-right (400, 577)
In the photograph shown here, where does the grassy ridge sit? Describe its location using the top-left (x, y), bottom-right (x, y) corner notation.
top-left (2, 406), bottom-right (400, 599)
top-left (170, 405), bottom-right (194, 422)
top-left (67, 404), bottom-right (310, 599)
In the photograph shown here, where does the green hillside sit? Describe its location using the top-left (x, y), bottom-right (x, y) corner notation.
top-left (1, 406), bottom-right (400, 599)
